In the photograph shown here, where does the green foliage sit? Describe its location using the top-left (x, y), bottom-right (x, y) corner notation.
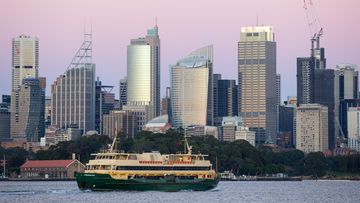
top-left (0, 146), bottom-right (30, 176)
top-left (304, 152), bottom-right (327, 177)
top-left (34, 135), bottom-right (111, 163)
top-left (2, 131), bottom-right (360, 178)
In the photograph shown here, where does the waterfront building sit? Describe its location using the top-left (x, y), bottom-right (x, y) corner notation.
top-left (170, 48), bottom-right (212, 128)
top-left (347, 107), bottom-right (360, 152)
top-left (51, 35), bottom-right (96, 133)
top-left (238, 26), bottom-right (277, 145)
top-left (11, 78), bottom-right (45, 142)
top-left (11, 35), bottom-right (39, 91)
top-left (20, 159), bottom-right (85, 179)
top-left (127, 25), bottom-right (160, 120)
top-left (119, 76), bottom-right (127, 110)
top-left (296, 104), bottom-right (328, 153)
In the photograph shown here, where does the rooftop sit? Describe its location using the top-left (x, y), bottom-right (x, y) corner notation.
top-left (20, 160), bottom-right (75, 168)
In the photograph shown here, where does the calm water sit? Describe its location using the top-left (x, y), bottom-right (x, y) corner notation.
top-left (0, 181), bottom-right (359, 203)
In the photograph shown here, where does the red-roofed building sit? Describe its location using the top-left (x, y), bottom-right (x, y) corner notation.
top-left (20, 159), bottom-right (85, 179)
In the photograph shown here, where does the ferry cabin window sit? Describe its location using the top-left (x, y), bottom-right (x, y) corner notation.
top-left (116, 166), bottom-right (211, 171)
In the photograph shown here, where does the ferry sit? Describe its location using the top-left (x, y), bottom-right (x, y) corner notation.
top-left (75, 136), bottom-right (219, 191)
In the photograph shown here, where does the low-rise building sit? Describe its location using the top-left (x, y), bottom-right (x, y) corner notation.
top-left (20, 158), bottom-right (84, 179)
top-left (235, 127), bottom-right (256, 146)
top-left (143, 115), bottom-right (171, 134)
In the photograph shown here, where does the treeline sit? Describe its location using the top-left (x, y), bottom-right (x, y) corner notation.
top-left (1, 130), bottom-right (360, 178)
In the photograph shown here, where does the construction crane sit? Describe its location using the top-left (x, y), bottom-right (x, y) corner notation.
top-left (303, 0), bottom-right (323, 54)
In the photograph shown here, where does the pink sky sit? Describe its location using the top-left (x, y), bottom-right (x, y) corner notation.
top-left (1, 0), bottom-right (359, 101)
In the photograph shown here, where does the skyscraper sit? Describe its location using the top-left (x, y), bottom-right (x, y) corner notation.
top-left (314, 69), bottom-right (335, 148)
top-left (297, 33), bottom-right (336, 149)
top-left (127, 25), bottom-right (160, 120)
top-left (188, 45), bottom-right (214, 126)
top-left (334, 64), bottom-right (358, 140)
top-left (347, 107), bottom-right (360, 152)
top-left (296, 104), bottom-right (328, 153)
top-left (11, 78), bottom-right (45, 142)
top-left (51, 34), bottom-right (96, 133)
top-left (170, 52), bottom-right (211, 128)
top-left (12, 35), bottom-right (39, 91)
top-left (238, 26), bottom-right (277, 145)
top-left (119, 76), bottom-right (127, 110)
top-left (95, 79), bottom-right (115, 134)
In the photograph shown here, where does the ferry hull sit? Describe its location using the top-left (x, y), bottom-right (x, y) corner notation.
top-left (75, 173), bottom-right (219, 192)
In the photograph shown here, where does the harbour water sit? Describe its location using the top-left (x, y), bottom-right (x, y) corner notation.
top-left (0, 180), bottom-right (359, 203)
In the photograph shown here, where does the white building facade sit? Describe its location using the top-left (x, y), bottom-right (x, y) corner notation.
top-left (347, 107), bottom-right (360, 152)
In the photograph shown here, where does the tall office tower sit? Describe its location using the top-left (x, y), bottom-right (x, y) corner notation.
top-left (339, 99), bottom-right (360, 139)
top-left (334, 64), bottom-right (358, 140)
top-left (347, 107), bottom-right (360, 152)
top-left (95, 79), bottom-right (115, 134)
top-left (296, 104), bottom-right (328, 153)
top-left (188, 45), bottom-right (214, 126)
top-left (11, 78), bottom-right (45, 142)
top-left (238, 26), bottom-right (277, 145)
top-left (127, 25), bottom-right (160, 120)
top-left (122, 105), bottom-right (150, 134)
top-left (0, 100), bottom-right (11, 140)
top-left (45, 97), bottom-right (51, 127)
top-left (313, 69), bottom-right (335, 148)
top-left (278, 103), bottom-right (295, 148)
top-left (213, 74), bottom-right (222, 126)
top-left (276, 74), bottom-right (281, 135)
top-left (213, 73), bottom-right (238, 126)
top-left (161, 87), bottom-right (171, 117)
top-left (2, 95), bottom-right (11, 106)
top-left (297, 36), bottom-right (326, 104)
top-left (297, 33), bottom-right (335, 149)
top-left (119, 76), bottom-right (127, 110)
top-left (12, 35), bottom-right (39, 91)
top-left (51, 34), bottom-right (96, 133)
top-left (170, 51), bottom-right (211, 128)
top-left (276, 74), bottom-right (281, 106)
top-left (218, 80), bottom-right (238, 123)
top-left (102, 110), bottom-right (136, 139)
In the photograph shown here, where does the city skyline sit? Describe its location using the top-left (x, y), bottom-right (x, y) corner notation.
top-left (1, 0), bottom-right (359, 101)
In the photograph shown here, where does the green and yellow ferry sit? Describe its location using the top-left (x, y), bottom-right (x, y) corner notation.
top-left (75, 136), bottom-right (219, 191)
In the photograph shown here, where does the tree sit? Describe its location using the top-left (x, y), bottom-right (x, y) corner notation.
top-left (304, 152), bottom-right (327, 177)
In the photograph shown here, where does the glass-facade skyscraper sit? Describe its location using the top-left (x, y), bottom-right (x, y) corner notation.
top-left (11, 78), bottom-right (45, 141)
top-left (127, 25), bottom-right (160, 121)
top-left (238, 26), bottom-right (277, 145)
top-left (170, 52), bottom-right (211, 128)
top-left (11, 35), bottom-right (39, 91)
